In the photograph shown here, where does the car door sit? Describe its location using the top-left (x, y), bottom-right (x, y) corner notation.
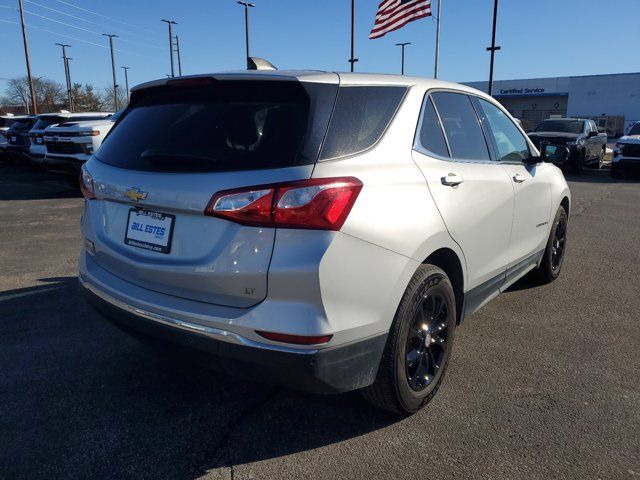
top-left (412, 91), bottom-right (514, 299)
top-left (474, 97), bottom-right (552, 285)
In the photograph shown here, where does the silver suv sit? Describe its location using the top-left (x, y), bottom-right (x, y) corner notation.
top-left (79, 72), bottom-right (571, 414)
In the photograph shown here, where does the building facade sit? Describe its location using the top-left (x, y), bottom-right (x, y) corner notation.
top-left (465, 73), bottom-right (640, 136)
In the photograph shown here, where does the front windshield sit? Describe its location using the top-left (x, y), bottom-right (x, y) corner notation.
top-left (534, 120), bottom-right (584, 134)
top-left (628, 123), bottom-right (640, 136)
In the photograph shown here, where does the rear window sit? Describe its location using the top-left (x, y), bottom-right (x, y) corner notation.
top-left (0, 118), bottom-right (18, 128)
top-left (319, 86), bottom-right (406, 160)
top-left (96, 81), bottom-right (336, 173)
top-left (33, 115), bottom-right (68, 131)
top-left (9, 119), bottom-right (36, 131)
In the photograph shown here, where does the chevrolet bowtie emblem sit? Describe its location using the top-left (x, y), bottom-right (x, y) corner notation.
top-left (124, 187), bottom-right (148, 202)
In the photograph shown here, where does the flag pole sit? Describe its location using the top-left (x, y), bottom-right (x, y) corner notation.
top-left (349, 0), bottom-right (358, 72)
top-left (434, 0), bottom-right (441, 79)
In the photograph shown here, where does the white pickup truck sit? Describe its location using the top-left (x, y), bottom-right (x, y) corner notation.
top-left (43, 111), bottom-right (122, 180)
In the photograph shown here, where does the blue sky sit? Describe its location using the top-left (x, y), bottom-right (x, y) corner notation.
top-left (2, 0), bottom-right (640, 96)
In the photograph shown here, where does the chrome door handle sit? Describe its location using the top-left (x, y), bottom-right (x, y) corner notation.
top-left (441, 173), bottom-right (464, 186)
top-left (513, 173), bottom-right (527, 183)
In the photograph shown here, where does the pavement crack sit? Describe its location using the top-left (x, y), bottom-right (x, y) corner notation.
top-left (195, 386), bottom-right (281, 477)
top-left (571, 184), bottom-right (613, 216)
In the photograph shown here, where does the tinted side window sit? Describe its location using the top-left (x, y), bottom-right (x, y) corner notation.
top-left (431, 92), bottom-right (489, 160)
top-left (319, 86), bottom-right (406, 160)
top-left (415, 96), bottom-right (449, 158)
top-left (478, 99), bottom-right (532, 163)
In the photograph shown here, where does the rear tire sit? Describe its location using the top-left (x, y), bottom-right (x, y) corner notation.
top-left (361, 264), bottom-right (456, 415)
top-left (533, 206), bottom-right (568, 284)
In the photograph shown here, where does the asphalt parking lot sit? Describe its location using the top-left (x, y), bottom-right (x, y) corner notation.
top-left (1, 162), bottom-right (638, 480)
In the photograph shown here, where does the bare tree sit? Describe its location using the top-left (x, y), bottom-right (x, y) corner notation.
top-left (99, 85), bottom-right (128, 112)
top-left (4, 76), bottom-right (66, 113)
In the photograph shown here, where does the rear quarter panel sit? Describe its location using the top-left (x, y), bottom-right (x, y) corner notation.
top-left (311, 85), bottom-right (467, 337)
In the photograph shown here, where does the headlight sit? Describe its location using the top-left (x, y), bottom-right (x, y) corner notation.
top-left (78, 131), bottom-right (100, 137)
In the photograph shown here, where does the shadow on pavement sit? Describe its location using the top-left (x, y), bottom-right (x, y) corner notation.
top-left (563, 168), bottom-right (640, 184)
top-left (0, 162), bottom-right (81, 200)
top-left (0, 276), bottom-right (398, 479)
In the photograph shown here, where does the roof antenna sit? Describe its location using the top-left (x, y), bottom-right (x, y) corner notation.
top-left (247, 57), bottom-right (277, 71)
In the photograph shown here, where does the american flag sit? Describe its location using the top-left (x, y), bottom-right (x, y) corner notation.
top-left (369, 0), bottom-right (432, 39)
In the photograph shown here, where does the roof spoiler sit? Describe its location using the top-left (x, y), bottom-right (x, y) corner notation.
top-left (247, 57), bottom-right (277, 71)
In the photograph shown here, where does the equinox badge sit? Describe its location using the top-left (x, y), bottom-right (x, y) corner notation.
top-left (124, 187), bottom-right (148, 202)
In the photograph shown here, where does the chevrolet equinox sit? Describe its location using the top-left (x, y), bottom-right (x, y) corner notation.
top-left (79, 71), bottom-right (571, 414)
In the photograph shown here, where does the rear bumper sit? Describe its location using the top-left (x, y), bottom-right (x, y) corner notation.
top-left (81, 276), bottom-right (387, 394)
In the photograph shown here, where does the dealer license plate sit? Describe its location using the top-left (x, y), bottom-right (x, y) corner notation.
top-left (124, 209), bottom-right (175, 254)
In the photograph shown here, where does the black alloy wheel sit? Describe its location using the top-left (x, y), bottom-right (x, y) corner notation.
top-left (405, 292), bottom-right (451, 391)
top-left (361, 264), bottom-right (456, 415)
top-left (551, 213), bottom-right (567, 274)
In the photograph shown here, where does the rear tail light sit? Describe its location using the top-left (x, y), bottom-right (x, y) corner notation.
top-left (80, 165), bottom-right (96, 200)
top-left (205, 177), bottom-right (362, 231)
top-left (256, 331), bottom-right (333, 345)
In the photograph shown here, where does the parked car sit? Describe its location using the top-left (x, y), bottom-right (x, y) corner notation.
top-left (0, 114), bottom-right (27, 161)
top-left (43, 111), bottom-right (119, 180)
top-left (527, 118), bottom-right (607, 173)
top-left (79, 72), bottom-right (571, 415)
top-left (612, 121), bottom-right (640, 178)
top-left (4, 116), bottom-right (37, 162)
top-left (29, 111), bottom-right (112, 167)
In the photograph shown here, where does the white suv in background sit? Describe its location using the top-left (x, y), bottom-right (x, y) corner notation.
top-left (28, 111), bottom-right (112, 167)
top-left (43, 111), bottom-right (120, 176)
top-left (79, 72), bottom-right (571, 414)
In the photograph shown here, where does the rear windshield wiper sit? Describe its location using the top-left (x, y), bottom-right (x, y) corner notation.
top-left (140, 149), bottom-right (220, 165)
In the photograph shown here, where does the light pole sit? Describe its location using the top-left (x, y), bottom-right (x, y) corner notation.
top-left (174, 36), bottom-right (182, 76)
top-left (55, 43), bottom-right (73, 111)
top-left (18, 0), bottom-right (37, 114)
top-left (237, 2), bottom-right (255, 69)
top-left (161, 19), bottom-right (177, 77)
top-left (395, 42), bottom-right (411, 75)
top-left (102, 34), bottom-right (119, 111)
top-left (122, 66), bottom-right (131, 103)
top-left (486, 0), bottom-right (501, 96)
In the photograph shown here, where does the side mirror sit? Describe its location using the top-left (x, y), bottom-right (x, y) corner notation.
top-left (588, 131), bottom-right (598, 138)
top-left (541, 143), bottom-right (570, 164)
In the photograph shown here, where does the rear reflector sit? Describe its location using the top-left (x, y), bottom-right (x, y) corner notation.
top-left (80, 165), bottom-right (96, 200)
top-left (256, 331), bottom-right (333, 345)
top-left (205, 177), bottom-right (363, 230)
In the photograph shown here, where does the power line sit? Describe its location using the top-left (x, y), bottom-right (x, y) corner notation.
top-left (23, 8), bottom-right (163, 51)
top-left (53, 0), bottom-right (162, 38)
top-left (0, 18), bottom-right (153, 59)
top-left (25, 0), bottom-right (164, 47)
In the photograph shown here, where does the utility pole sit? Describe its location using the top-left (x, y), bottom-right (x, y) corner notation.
top-left (161, 19), bottom-right (177, 77)
top-left (395, 42), bottom-right (411, 75)
top-left (434, 0), bottom-right (441, 79)
top-left (102, 34), bottom-right (119, 111)
top-left (486, 0), bottom-right (501, 96)
top-left (65, 58), bottom-right (74, 111)
top-left (56, 43), bottom-right (73, 112)
top-left (174, 36), bottom-right (182, 76)
top-left (237, 2), bottom-right (255, 69)
top-left (349, 0), bottom-right (358, 72)
top-left (121, 66), bottom-right (131, 103)
top-left (18, 0), bottom-right (37, 114)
